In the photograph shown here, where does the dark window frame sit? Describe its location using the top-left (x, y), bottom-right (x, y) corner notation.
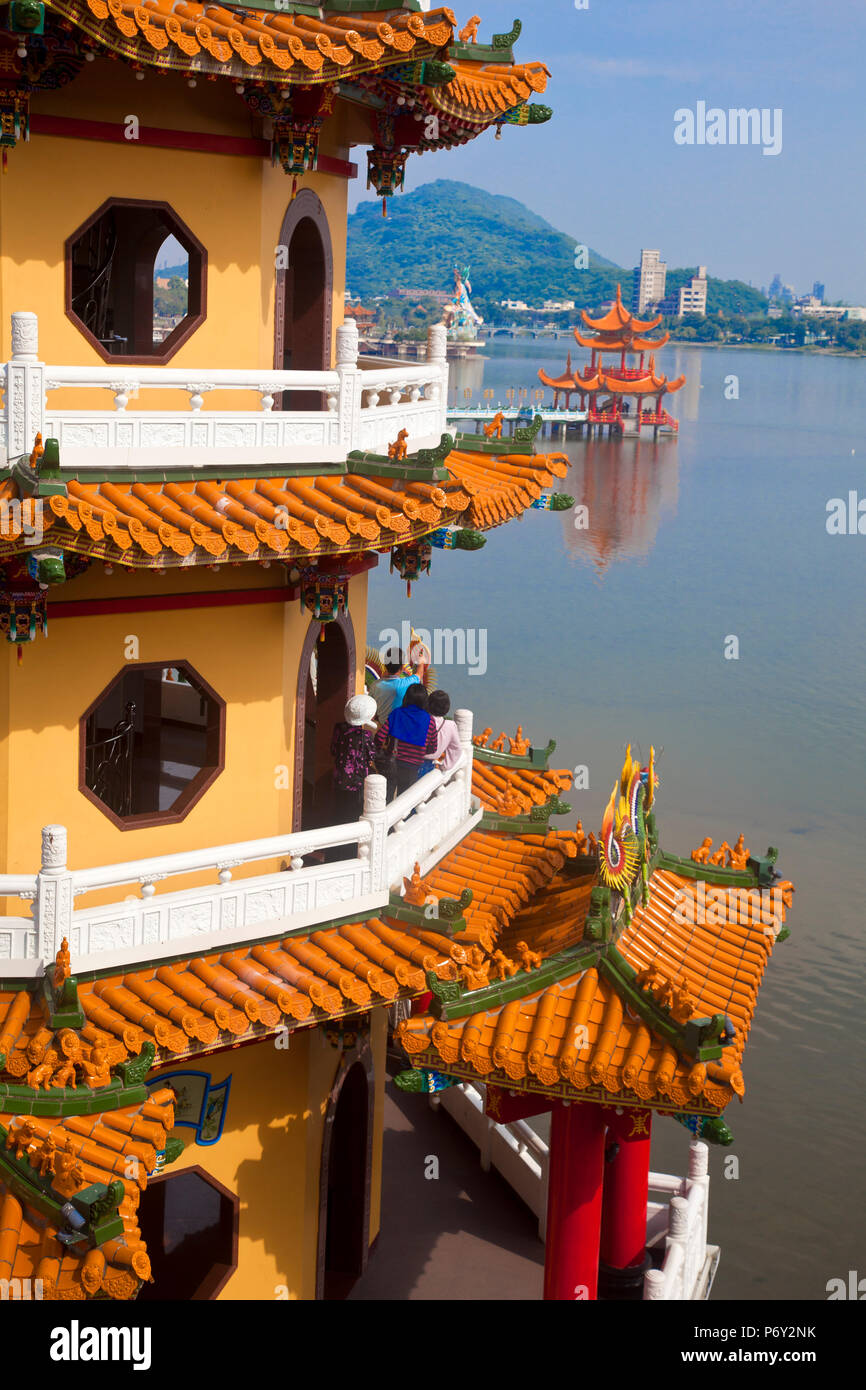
top-left (137, 1164), bottom-right (239, 1301)
top-left (78, 659), bottom-right (225, 831)
top-left (65, 196), bottom-right (207, 365)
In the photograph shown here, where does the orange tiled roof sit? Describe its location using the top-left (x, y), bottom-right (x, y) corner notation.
top-left (0, 1087), bottom-right (175, 1300)
top-left (434, 58), bottom-right (550, 120)
top-left (45, 1), bottom-right (458, 81)
top-left (0, 447), bottom-right (567, 568)
top-left (573, 330), bottom-right (671, 353)
top-left (399, 858), bottom-right (790, 1114)
top-left (580, 285), bottom-right (663, 337)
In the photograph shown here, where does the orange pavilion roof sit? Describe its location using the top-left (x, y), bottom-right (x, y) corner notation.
top-left (0, 447), bottom-right (568, 569)
top-left (579, 284), bottom-right (664, 336)
top-left (574, 330), bottom-right (671, 352)
top-left (42, 1), bottom-right (458, 82)
top-left (434, 57), bottom-right (550, 121)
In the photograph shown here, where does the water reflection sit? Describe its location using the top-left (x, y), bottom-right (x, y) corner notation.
top-left (561, 434), bottom-right (680, 573)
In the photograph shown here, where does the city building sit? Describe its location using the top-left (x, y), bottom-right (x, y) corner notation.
top-left (543, 300), bottom-right (576, 312)
top-left (677, 267), bottom-right (708, 317)
top-left (632, 250), bottom-right (667, 315)
top-left (812, 281), bottom-right (826, 303)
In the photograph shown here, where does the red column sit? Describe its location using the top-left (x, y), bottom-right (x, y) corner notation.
top-left (543, 1102), bottom-right (606, 1300)
top-left (599, 1109), bottom-right (652, 1284)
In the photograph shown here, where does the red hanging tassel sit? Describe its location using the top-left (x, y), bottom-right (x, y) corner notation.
top-left (16, 644), bottom-right (23, 665)
top-left (382, 197), bottom-right (387, 219)
top-left (406, 580), bottom-right (411, 598)
top-left (291, 174), bottom-right (299, 201)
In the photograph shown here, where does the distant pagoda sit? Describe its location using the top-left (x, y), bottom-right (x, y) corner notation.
top-left (539, 284), bottom-right (685, 436)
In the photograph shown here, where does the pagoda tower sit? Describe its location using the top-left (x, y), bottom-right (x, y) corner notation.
top-left (539, 285), bottom-right (685, 437)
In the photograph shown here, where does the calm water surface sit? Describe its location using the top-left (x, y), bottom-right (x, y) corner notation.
top-left (367, 339), bottom-right (866, 1301)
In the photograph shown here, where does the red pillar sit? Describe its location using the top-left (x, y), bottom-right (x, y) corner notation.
top-left (543, 1102), bottom-right (606, 1300)
top-left (599, 1108), bottom-right (652, 1295)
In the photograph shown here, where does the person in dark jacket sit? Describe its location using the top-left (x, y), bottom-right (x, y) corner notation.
top-left (374, 683), bottom-right (435, 800)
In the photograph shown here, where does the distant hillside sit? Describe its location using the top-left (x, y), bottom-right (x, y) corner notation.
top-left (347, 180), bottom-right (622, 309)
top-left (347, 180), bottom-right (767, 317)
top-left (154, 262), bottom-right (188, 281)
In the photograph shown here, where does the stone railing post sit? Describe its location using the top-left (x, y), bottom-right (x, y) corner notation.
top-left (335, 317), bottom-right (362, 452)
top-left (454, 708), bottom-right (474, 817)
top-left (5, 312), bottom-right (46, 460)
top-left (426, 321), bottom-right (449, 434)
top-left (688, 1140), bottom-right (710, 1267)
top-left (360, 773), bottom-right (388, 894)
top-left (667, 1194), bottom-right (689, 1300)
top-left (643, 1267), bottom-right (667, 1300)
top-left (35, 824), bottom-right (74, 966)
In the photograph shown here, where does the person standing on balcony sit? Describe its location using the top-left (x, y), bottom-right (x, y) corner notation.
top-left (371, 650), bottom-right (420, 724)
top-left (375, 684), bottom-right (436, 800)
top-left (419, 690), bottom-right (463, 778)
top-left (330, 694), bottom-right (378, 826)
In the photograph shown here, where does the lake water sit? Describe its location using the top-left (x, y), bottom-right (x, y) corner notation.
top-left (366, 338), bottom-right (866, 1302)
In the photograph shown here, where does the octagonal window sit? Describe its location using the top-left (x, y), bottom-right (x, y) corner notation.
top-left (66, 198), bottom-right (206, 362)
top-left (81, 662), bottom-right (224, 829)
top-left (137, 1167), bottom-right (238, 1301)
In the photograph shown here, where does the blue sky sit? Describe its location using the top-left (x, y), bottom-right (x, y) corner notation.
top-left (348, 0), bottom-right (866, 302)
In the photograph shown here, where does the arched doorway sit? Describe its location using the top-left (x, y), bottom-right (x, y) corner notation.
top-left (274, 190), bottom-right (333, 412)
top-left (294, 613), bottom-right (355, 833)
top-left (317, 1052), bottom-right (374, 1301)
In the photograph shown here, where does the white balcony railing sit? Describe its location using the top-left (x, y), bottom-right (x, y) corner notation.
top-left (0, 710), bottom-right (480, 976)
top-left (0, 314), bottom-right (450, 469)
top-left (433, 1081), bottom-right (719, 1300)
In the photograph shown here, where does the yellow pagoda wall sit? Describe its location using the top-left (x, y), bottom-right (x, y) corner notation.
top-left (0, 566), bottom-right (368, 884)
top-left (149, 1006), bottom-right (388, 1300)
top-left (0, 59), bottom-right (354, 389)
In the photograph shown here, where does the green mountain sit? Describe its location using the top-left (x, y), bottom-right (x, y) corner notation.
top-left (347, 180), bottom-right (621, 309)
top-left (346, 180), bottom-right (767, 318)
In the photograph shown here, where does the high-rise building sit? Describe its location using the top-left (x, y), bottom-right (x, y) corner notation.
top-left (678, 266), bottom-right (708, 317)
top-left (632, 249), bottom-right (667, 314)
top-left (812, 281), bottom-right (825, 303)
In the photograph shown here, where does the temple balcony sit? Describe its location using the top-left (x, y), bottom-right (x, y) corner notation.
top-left (0, 711), bottom-right (479, 976)
top-left (432, 1081), bottom-right (719, 1301)
top-left (0, 315), bottom-right (450, 471)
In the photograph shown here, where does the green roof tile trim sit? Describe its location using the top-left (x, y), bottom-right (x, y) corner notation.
top-left (163, 1135), bottom-right (185, 1165)
top-left (41, 972), bottom-right (85, 1032)
top-left (472, 737), bottom-right (556, 770)
top-left (453, 433), bottom-right (514, 454)
top-left (0, 459), bottom-right (350, 487)
top-left (448, 16), bottom-right (521, 63)
top-left (479, 792), bottom-right (572, 834)
top-left (426, 943), bottom-right (600, 1022)
top-left (0, 1124), bottom-right (127, 1247)
top-left (674, 1111), bottom-right (734, 1146)
top-left (347, 433), bottom-right (455, 482)
top-left (599, 944), bottom-right (727, 1063)
top-left (386, 886), bottom-right (472, 937)
top-left (0, 1076), bottom-right (148, 1118)
top-left (653, 846), bottom-right (781, 889)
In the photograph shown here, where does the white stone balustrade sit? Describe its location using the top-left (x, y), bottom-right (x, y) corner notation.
top-left (0, 314), bottom-right (450, 468)
top-left (0, 711), bottom-right (477, 976)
